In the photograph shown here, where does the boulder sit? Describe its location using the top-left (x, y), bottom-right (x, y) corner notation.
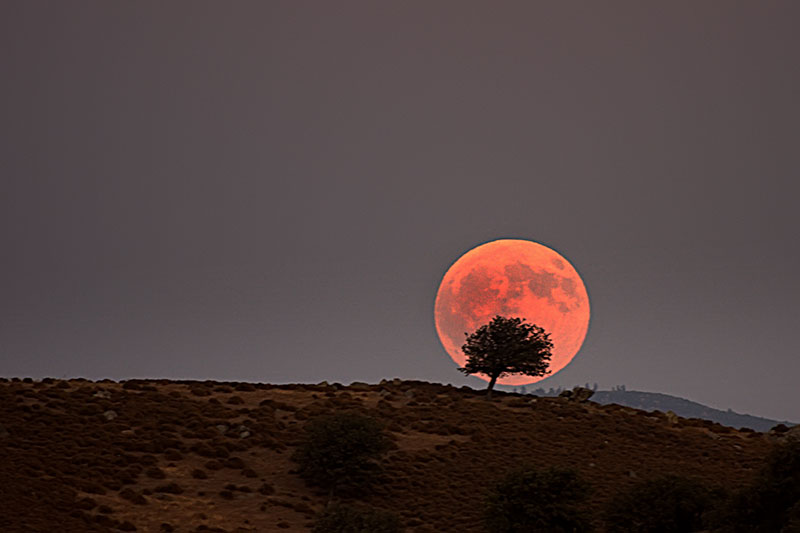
top-left (103, 410), bottom-right (118, 421)
top-left (571, 387), bottom-right (594, 402)
top-left (559, 387), bottom-right (594, 402)
top-left (665, 411), bottom-right (680, 426)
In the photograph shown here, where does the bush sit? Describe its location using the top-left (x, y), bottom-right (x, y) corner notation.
top-left (722, 440), bottom-right (800, 532)
top-left (312, 504), bottom-right (403, 533)
top-left (603, 475), bottom-right (715, 533)
top-left (484, 466), bottom-right (591, 533)
top-left (292, 412), bottom-right (389, 496)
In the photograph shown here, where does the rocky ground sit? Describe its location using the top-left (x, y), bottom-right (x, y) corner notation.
top-left (0, 378), bottom-right (780, 532)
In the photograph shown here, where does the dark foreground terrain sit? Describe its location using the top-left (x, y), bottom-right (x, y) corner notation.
top-left (0, 378), bottom-right (790, 532)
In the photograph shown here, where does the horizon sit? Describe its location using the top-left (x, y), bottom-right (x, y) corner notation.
top-left (2, 3), bottom-right (798, 423)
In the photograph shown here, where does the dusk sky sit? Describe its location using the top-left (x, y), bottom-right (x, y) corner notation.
top-left (2, 2), bottom-right (798, 422)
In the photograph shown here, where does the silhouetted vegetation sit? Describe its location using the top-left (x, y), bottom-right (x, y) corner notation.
top-left (312, 504), bottom-right (403, 533)
top-left (461, 316), bottom-right (553, 398)
top-left (720, 439), bottom-right (800, 532)
top-left (292, 412), bottom-right (389, 498)
top-left (483, 466), bottom-right (591, 533)
top-left (603, 475), bottom-right (716, 532)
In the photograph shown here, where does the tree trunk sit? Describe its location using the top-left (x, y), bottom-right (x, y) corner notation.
top-left (486, 375), bottom-right (498, 399)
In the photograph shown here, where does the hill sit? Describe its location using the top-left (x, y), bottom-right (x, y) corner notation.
top-left (0, 378), bottom-right (783, 532)
top-left (590, 390), bottom-right (794, 432)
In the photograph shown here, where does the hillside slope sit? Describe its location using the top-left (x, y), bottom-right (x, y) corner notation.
top-left (0, 378), bottom-right (777, 532)
top-left (591, 390), bottom-right (793, 432)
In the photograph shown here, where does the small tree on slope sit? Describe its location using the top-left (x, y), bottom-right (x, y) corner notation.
top-left (460, 315), bottom-right (553, 398)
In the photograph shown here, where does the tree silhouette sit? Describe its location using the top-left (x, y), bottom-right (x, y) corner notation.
top-left (460, 316), bottom-right (553, 398)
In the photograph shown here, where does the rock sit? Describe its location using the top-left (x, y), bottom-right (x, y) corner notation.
top-left (349, 382), bottom-right (370, 391)
top-left (404, 389), bottom-right (416, 399)
top-left (391, 378), bottom-right (402, 386)
top-left (93, 390), bottom-right (111, 399)
top-left (628, 470), bottom-right (637, 478)
top-left (103, 410), bottom-right (118, 421)
top-left (558, 387), bottom-right (594, 402)
top-left (120, 429), bottom-right (135, 437)
top-left (571, 387), bottom-right (594, 402)
top-left (215, 424), bottom-right (229, 434)
top-left (0, 423), bottom-right (9, 438)
top-left (665, 411), bottom-right (680, 425)
top-left (239, 431), bottom-right (251, 439)
top-left (769, 423), bottom-right (800, 442)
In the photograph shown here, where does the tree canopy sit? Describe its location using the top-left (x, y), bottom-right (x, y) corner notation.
top-left (460, 315), bottom-right (553, 396)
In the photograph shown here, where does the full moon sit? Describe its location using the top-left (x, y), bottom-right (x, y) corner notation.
top-left (434, 239), bottom-right (590, 386)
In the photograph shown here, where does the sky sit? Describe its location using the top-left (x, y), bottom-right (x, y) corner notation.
top-left (1, 2), bottom-right (798, 422)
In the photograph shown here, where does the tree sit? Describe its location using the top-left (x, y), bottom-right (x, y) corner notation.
top-left (460, 316), bottom-right (553, 398)
top-left (484, 466), bottom-right (591, 533)
top-left (292, 412), bottom-right (390, 499)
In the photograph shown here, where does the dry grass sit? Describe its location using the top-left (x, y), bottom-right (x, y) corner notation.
top-left (0, 378), bottom-right (773, 532)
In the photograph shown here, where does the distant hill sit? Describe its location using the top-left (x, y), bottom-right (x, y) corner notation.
top-left (589, 390), bottom-right (793, 432)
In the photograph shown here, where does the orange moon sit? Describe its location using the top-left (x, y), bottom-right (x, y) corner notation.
top-left (434, 239), bottom-right (590, 386)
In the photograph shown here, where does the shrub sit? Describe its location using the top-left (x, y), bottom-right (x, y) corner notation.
top-left (604, 475), bottom-right (714, 533)
top-left (484, 466), bottom-right (591, 533)
top-left (722, 440), bottom-right (800, 532)
top-left (312, 504), bottom-right (402, 533)
top-left (292, 412), bottom-right (389, 497)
